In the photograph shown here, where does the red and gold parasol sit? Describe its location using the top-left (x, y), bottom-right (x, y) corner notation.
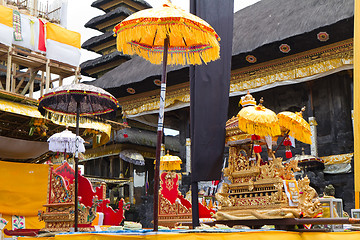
top-left (277, 107), bottom-right (312, 145)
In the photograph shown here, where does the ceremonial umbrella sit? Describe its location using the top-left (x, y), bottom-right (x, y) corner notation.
top-left (277, 107), bottom-right (312, 145)
top-left (48, 128), bottom-right (86, 160)
top-left (275, 107), bottom-right (312, 158)
top-left (113, 1), bottom-right (220, 230)
top-left (288, 154), bottom-right (324, 171)
top-left (237, 98), bottom-right (281, 160)
top-left (38, 83), bottom-right (118, 232)
top-left (237, 98), bottom-right (281, 137)
top-left (155, 151), bottom-right (182, 171)
top-left (119, 149), bottom-right (145, 166)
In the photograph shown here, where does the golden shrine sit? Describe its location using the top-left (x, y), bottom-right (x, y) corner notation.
top-left (38, 164), bottom-right (97, 232)
top-left (37, 163), bottom-right (125, 232)
top-left (214, 93), bottom-right (322, 220)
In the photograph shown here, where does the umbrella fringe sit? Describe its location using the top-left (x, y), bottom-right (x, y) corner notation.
top-left (238, 117), bottom-right (282, 137)
top-left (278, 113), bottom-right (312, 145)
top-left (44, 110), bottom-right (112, 147)
top-left (115, 24), bottom-right (220, 65)
top-left (154, 160), bottom-right (182, 171)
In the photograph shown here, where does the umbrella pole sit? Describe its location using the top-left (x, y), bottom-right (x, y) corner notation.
top-left (274, 130), bottom-right (290, 154)
top-left (74, 102), bottom-right (80, 232)
top-left (153, 37), bottom-right (169, 231)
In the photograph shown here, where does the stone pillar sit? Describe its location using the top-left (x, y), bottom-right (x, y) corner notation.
top-left (186, 138), bottom-right (191, 173)
top-left (119, 159), bottom-right (124, 198)
top-left (109, 157), bottom-right (114, 178)
top-left (309, 116), bottom-right (318, 156)
top-left (129, 163), bottom-right (134, 204)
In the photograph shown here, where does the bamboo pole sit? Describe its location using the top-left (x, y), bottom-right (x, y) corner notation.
top-left (6, 46), bottom-right (12, 92)
top-left (45, 59), bottom-right (50, 93)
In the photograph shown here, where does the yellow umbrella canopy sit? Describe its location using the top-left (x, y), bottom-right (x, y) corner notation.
top-left (154, 152), bottom-right (182, 171)
top-left (277, 108), bottom-right (312, 145)
top-left (113, 1), bottom-right (220, 65)
top-left (237, 99), bottom-right (281, 137)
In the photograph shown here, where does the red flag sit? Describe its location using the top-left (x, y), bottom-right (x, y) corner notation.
top-left (38, 19), bottom-right (46, 52)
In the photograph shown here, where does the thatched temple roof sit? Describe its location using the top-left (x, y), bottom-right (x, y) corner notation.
top-left (86, 0), bottom-right (354, 93)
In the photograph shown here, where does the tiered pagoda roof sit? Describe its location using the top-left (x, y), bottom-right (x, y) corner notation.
top-left (85, 6), bottom-right (133, 33)
top-left (80, 0), bottom-right (151, 78)
top-left (91, 0), bottom-right (151, 13)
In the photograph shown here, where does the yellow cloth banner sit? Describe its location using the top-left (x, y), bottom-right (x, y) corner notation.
top-left (354, 0), bottom-right (360, 207)
top-left (18, 231), bottom-right (360, 240)
top-left (301, 232), bottom-right (360, 240)
top-left (0, 98), bottom-right (43, 119)
top-left (46, 22), bottom-right (81, 49)
top-left (322, 153), bottom-right (354, 165)
top-left (0, 161), bottom-right (48, 216)
top-left (0, 5), bottom-right (13, 27)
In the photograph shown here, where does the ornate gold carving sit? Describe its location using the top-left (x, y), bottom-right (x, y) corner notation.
top-left (38, 169), bottom-right (97, 232)
top-left (158, 193), bottom-right (192, 228)
top-left (298, 176), bottom-right (322, 218)
top-left (215, 144), bottom-right (322, 220)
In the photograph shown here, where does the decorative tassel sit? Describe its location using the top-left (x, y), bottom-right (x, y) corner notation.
top-left (283, 136), bottom-right (292, 158)
top-left (251, 134), bottom-right (262, 153)
top-left (254, 144), bottom-right (262, 153)
top-left (283, 137), bottom-right (292, 146)
top-left (286, 149), bottom-right (293, 159)
top-left (122, 115), bottom-right (129, 138)
top-left (251, 134), bottom-right (261, 141)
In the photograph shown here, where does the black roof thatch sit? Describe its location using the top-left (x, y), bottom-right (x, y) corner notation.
top-left (114, 128), bottom-right (180, 152)
top-left (85, 6), bottom-right (133, 32)
top-left (87, 55), bottom-right (186, 89)
top-left (86, 0), bottom-right (354, 96)
top-left (232, 0), bottom-right (353, 55)
top-left (82, 31), bottom-right (114, 50)
top-left (91, 0), bottom-right (151, 13)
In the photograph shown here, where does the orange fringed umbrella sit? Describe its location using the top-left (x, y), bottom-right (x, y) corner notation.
top-left (154, 152), bottom-right (182, 171)
top-left (237, 99), bottom-right (281, 137)
top-left (113, 2), bottom-right (220, 65)
top-left (277, 107), bottom-right (312, 145)
top-left (113, 1), bottom-right (220, 231)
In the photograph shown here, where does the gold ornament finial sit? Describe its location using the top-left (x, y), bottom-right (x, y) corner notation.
top-left (239, 91), bottom-right (256, 107)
